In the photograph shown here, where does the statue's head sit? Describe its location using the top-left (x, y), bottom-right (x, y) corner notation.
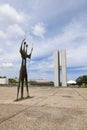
top-left (24, 42), bottom-right (26, 45)
top-left (26, 44), bottom-right (28, 47)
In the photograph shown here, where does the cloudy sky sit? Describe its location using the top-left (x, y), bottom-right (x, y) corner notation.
top-left (0, 0), bottom-right (87, 81)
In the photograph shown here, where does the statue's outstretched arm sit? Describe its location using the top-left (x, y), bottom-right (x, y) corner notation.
top-left (20, 39), bottom-right (25, 54)
top-left (27, 48), bottom-right (33, 59)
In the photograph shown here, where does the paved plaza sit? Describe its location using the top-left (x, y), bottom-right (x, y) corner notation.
top-left (0, 86), bottom-right (87, 130)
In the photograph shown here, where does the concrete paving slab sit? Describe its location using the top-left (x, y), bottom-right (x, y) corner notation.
top-left (0, 86), bottom-right (87, 130)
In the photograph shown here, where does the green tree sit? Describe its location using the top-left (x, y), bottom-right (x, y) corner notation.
top-left (76, 75), bottom-right (87, 87)
top-left (0, 76), bottom-right (6, 78)
top-left (29, 80), bottom-right (37, 85)
top-left (9, 78), bottom-right (17, 84)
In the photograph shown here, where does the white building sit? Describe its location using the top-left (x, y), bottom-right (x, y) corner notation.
top-left (67, 80), bottom-right (76, 85)
top-left (0, 78), bottom-right (8, 85)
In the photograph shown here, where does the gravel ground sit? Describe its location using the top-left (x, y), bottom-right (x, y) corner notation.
top-left (0, 86), bottom-right (87, 130)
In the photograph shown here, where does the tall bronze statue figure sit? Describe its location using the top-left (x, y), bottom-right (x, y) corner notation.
top-left (17, 39), bottom-right (33, 100)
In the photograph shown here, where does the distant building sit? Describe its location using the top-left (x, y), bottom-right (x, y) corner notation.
top-left (67, 80), bottom-right (76, 85)
top-left (35, 79), bottom-right (50, 83)
top-left (30, 79), bottom-right (54, 86)
top-left (0, 78), bottom-right (8, 85)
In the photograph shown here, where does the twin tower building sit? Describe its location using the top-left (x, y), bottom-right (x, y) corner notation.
top-left (54, 50), bottom-right (67, 87)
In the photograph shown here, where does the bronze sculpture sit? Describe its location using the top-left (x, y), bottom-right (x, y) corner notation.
top-left (17, 39), bottom-right (33, 100)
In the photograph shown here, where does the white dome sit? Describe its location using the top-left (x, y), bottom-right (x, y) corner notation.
top-left (67, 80), bottom-right (76, 84)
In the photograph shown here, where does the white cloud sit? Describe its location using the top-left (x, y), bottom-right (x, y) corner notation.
top-left (0, 4), bottom-right (25, 24)
top-left (28, 56), bottom-right (54, 80)
top-left (0, 0), bottom-right (87, 80)
top-left (67, 43), bottom-right (87, 66)
top-left (28, 0), bottom-right (87, 23)
top-left (7, 24), bottom-right (25, 37)
top-left (0, 30), bottom-right (7, 39)
top-left (1, 62), bottom-right (13, 67)
top-left (5, 41), bottom-right (12, 46)
top-left (31, 15), bottom-right (87, 69)
top-left (32, 23), bottom-right (46, 38)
